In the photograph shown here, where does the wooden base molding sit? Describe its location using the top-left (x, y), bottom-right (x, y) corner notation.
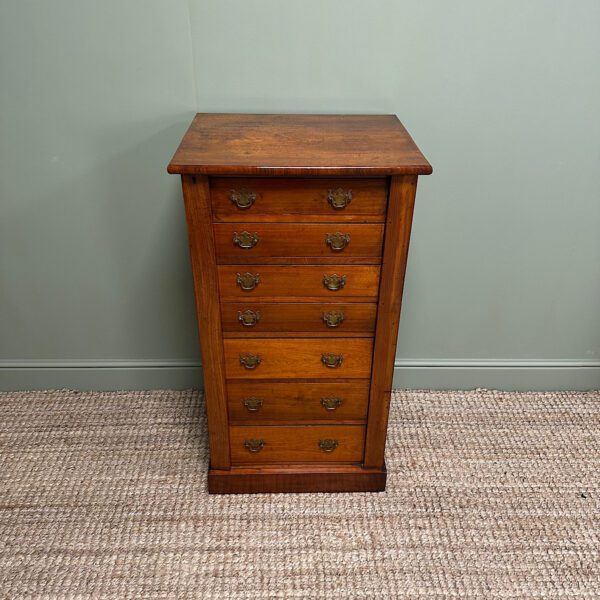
top-left (208, 464), bottom-right (387, 494)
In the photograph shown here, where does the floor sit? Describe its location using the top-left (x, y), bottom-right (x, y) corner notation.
top-left (0, 389), bottom-right (598, 599)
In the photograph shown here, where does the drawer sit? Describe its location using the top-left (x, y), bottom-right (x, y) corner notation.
top-left (211, 178), bottom-right (387, 222)
top-left (223, 338), bottom-right (373, 380)
top-left (222, 302), bottom-right (377, 336)
top-left (230, 425), bottom-right (365, 464)
top-left (227, 381), bottom-right (370, 422)
top-left (214, 223), bottom-right (384, 264)
top-left (218, 265), bottom-right (380, 301)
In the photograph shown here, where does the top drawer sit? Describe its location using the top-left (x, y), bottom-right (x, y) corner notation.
top-left (210, 178), bottom-right (387, 222)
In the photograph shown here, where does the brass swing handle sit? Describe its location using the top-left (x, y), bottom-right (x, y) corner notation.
top-left (322, 310), bottom-right (345, 328)
top-left (326, 232), bottom-right (350, 251)
top-left (239, 353), bottom-right (262, 369)
top-left (323, 274), bottom-right (346, 291)
top-left (327, 188), bottom-right (352, 209)
top-left (319, 439), bottom-right (339, 453)
top-left (236, 272), bottom-right (260, 291)
top-left (321, 353), bottom-right (343, 368)
top-left (230, 189), bottom-right (257, 209)
top-left (233, 231), bottom-right (259, 249)
top-left (320, 397), bottom-right (343, 411)
top-left (238, 309), bottom-right (260, 327)
top-left (244, 438), bottom-right (264, 452)
top-left (243, 397), bottom-right (264, 412)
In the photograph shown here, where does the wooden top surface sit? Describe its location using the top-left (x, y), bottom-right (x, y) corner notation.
top-left (168, 113), bottom-right (432, 176)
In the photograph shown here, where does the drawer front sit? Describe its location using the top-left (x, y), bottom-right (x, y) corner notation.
top-left (228, 381), bottom-right (370, 422)
top-left (222, 302), bottom-right (377, 335)
top-left (214, 223), bottom-right (384, 264)
top-left (211, 178), bottom-right (387, 222)
top-left (224, 338), bottom-right (373, 380)
top-left (230, 425), bottom-right (365, 464)
top-left (218, 265), bottom-right (380, 300)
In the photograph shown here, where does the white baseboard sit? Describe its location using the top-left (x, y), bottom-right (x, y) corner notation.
top-left (1, 359), bottom-right (599, 391)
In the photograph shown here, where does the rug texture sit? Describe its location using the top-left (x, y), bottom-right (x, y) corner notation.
top-left (0, 389), bottom-right (598, 599)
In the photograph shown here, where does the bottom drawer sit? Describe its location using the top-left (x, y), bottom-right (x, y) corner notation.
top-left (230, 425), bottom-right (365, 464)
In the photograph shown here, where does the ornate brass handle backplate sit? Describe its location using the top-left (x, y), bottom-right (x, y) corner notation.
top-left (244, 438), bottom-right (264, 452)
top-left (319, 439), bottom-right (339, 453)
top-left (230, 189), bottom-right (257, 209)
top-left (236, 272), bottom-right (260, 291)
top-left (320, 397), bottom-right (343, 411)
top-left (327, 188), bottom-right (352, 209)
top-left (321, 353), bottom-right (343, 368)
top-left (243, 397), bottom-right (264, 412)
top-left (239, 353), bottom-right (262, 369)
top-left (323, 274), bottom-right (346, 291)
top-left (233, 231), bottom-right (259, 249)
top-left (322, 310), bottom-right (345, 328)
top-left (326, 232), bottom-right (350, 251)
top-left (238, 309), bottom-right (260, 327)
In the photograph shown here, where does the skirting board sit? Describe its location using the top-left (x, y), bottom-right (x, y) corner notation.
top-left (0, 360), bottom-right (203, 392)
top-left (1, 359), bottom-right (599, 391)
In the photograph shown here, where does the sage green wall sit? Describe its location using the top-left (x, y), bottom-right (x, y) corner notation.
top-left (0, 0), bottom-right (201, 389)
top-left (1, 0), bottom-right (599, 390)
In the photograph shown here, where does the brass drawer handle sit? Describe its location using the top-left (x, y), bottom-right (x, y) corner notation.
top-left (243, 397), bottom-right (264, 412)
top-left (244, 438), bottom-right (265, 452)
top-left (230, 189), bottom-right (257, 209)
top-left (319, 439), bottom-right (339, 452)
top-left (321, 353), bottom-right (343, 368)
top-left (320, 397), bottom-right (343, 411)
top-left (238, 309), bottom-right (261, 327)
top-left (323, 274), bottom-right (346, 291)
top-left (322, 310), bottom-right (345, 328)
top-left (239, 353), bottom-right (262, 369)
top-left (326, 232), bottom-right (350, 251)
top-left (236, 272), bottom-right (260, 291)
top-left (233, 231), bottom-right (259, 249)
top-left (327, 188), bottom-right (352, 209)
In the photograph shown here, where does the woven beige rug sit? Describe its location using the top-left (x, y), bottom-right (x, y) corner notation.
top-left (0, 389), bottom-right (598, 599)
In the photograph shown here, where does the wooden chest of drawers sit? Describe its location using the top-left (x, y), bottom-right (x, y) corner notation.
top-left (168, 113), bottom-right (431, 493)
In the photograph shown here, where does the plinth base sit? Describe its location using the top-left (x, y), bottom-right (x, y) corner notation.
top-left (208, 463), bottom-right (387, 494)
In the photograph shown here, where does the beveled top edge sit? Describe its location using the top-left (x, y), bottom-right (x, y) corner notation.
top-left (168, 113), bottom-right (432, 176)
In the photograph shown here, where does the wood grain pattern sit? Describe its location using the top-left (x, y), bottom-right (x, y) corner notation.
top-left (218, 265), bottom-right (380, 301)
top-left (227, 381), bottom-right (370, 423)
top-left (168, 114), bottom-right (432, 176)
top-left (221, 302), bottom-right (377, 335)
top-left (208, 463), bottom-right (386, 494)
top-left (211, 178), bottom-right (387, 222)
top-left (229, 425), bottom-right (365, 464)
top-left (363, 175), bottom-right (417, 469)
top-left (182, 175), bottom-right (230, 469)
top-left (224, 338), bottom-right (373, 380)
top-left (214, 223), bottom-right (384, 264)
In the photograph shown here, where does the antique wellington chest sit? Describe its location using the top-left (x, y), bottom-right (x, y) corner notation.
top-left (168, 113), bottom-right (431, 494)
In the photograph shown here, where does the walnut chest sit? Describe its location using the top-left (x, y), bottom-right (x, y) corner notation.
top-left (168, 113), bottom-right (432, 494)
